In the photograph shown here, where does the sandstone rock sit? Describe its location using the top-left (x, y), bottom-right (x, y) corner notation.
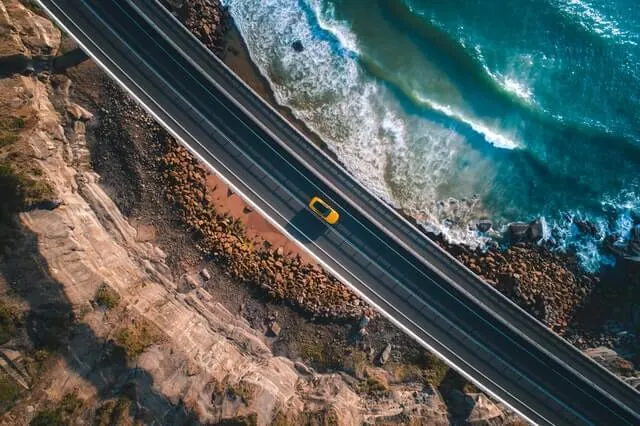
top-left (379, 343), bottom-right (392, 365)
top-left (466, 393), bottom-right (504, 424)
top-left (585, 346), bottom-right (639, 378)
top-left (66, 103), bottom-right (94, 121)
top-left (200, 268), bottom-right (211, 281)
top-left (185, 274), bottom-right (199, 290)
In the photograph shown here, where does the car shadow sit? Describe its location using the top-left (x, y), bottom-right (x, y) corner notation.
top-left (285, 208), bottom-right (328, 242)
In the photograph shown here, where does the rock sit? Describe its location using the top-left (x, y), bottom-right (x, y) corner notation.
top-left (574, 219), bottom-right (599, 237)
top-left (268, 321), bottom-right (281, 337)
top-left (184, 274), bottom-right (199, 291)
top-left (507, 222), bottom-right (529, 242)
top-left (379, 343), bottom-right (392, 365)
top-left (603, 235), bottom-right (626, 257)
top-left (585, 346), bottom-right (639, 378)
top-left (200, 268), bottom-right (211, 281)
top-left (628, 225), bottom-right (640, 257)
top-left (476, 220), bottom-right (492, 233)
top-left (66, 103), bottom-right (93, 121)
top-left (466, 393), bottom-right (504, 424)
top-left (507, 220), bottom-right (544, 242)
top-left (30, 199), bottom-right (63, 211)
top-left (292, 40), bottom-right (304, 52)
top-left (358, 315), bottom-right (370, 329)
top-left (526, 219), bottom-right (544, 241)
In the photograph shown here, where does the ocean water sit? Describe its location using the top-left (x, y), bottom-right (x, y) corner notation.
top-left (222, 0), bottom-right (640, 271)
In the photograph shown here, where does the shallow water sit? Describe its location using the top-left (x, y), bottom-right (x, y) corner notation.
top-left (223, 0), bottom-right (640, 271)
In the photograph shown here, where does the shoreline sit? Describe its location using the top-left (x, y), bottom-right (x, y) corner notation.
top-left (222, 22), bottom-right (337, 157)
top-left (219, 14), bottom-right (640, 350)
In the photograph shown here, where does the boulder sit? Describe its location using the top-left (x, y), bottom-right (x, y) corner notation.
top-left (507, 222), bottom-right (529, 242)
top-left (268, 321), bottom-right (281, 337)
top-left (574, 219), bottom-right (599, 237)
top-left (379, 343), bottom-right (392, 365)
top-left (526, 219), bottom-right (544, 241)
top-left (466, 393), bottom-right (504, 424)
top-left (66, 103), bottom-right (94, 121)
top-left (200, 268), bottom-right (211, 281)
top-left (508, 220), bottom-right (544, 242)
top-left (476, 220), bottom-right (492, 233)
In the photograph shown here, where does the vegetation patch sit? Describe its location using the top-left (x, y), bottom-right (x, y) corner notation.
top-left (30, 392), bottom-right (83, 426)
top-left (226, 381), bottom-right (255, 405)
top-left (423, 353), bottom-right (450, 387)
top-left (295, 336), bottom-right (346, 370)
top-left (357, 368), bottom-right (390, 395)
top-left (0, 160), bottom-right (52, 216)
top-left (0, 301), bottom-right (21, 344)
top-left (384, 360), bottom-right (424, 384)
top-left (0, 373), bottom-right (22, 413)
top-left (0, 116), bottom-right (24, 148)
top-left (114, 318), bottom-right (163, 360)
top-left (94, 284), bottom-right (120, 309)
top-left (95, 397), bottom-right (131, 426)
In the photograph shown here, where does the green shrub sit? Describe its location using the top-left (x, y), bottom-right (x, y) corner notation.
top-left (0, 117), bottom-right (25, 148)
top-left (0, 375), bottom-right (22, 412)
top-left (0, 302), bottom-right (20, 345)
top-left (424, 353), bottom-right (450, 387)
top-left (30, 393), bottom-right (83, 426)
top-left (0, 161), bottom-right (52, 215)
top-left (114, 320), bottom-right (163, 360)
top-left (94, 284), bottom-right (120, 309)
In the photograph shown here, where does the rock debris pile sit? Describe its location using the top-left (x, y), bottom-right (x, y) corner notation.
top-left (161, 141), bottom-right (377, 320)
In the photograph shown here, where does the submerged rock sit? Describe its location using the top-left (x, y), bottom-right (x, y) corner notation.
top-left (574, 219), bottom-right (600, 237)
top-left (292, 40), bottom-right (304, 52)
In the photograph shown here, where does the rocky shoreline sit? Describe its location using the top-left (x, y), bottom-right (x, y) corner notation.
top-left (175, 0), bottom-right (640, 381)
top-left (168, 0), bottom-right (639, 354)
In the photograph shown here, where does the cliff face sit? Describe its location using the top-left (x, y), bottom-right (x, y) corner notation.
top-left (0, 2), bottom-right (455, 424)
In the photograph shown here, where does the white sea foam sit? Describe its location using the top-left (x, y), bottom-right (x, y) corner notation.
top-left (222, 0), bottom-right (424, 206)
top-left (414, 94), bottom-right (519, 150)
top-left (473, 45), bottom-right (537, 105)
top-left (501, 77), bottom-right (534, 102)
top-left (305, 0), bottom-right (360, 54)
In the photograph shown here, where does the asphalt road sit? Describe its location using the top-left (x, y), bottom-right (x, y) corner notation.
top-left (38, 0), bottom-right (640, 424)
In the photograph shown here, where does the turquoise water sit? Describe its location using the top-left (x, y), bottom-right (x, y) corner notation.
top-left (223, 0), bottom-right (640, 270)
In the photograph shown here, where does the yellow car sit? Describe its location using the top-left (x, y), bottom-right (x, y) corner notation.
top-left (308, 196), bottom-right (340, 225)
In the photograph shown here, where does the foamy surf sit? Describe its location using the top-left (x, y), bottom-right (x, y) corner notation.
top-left (224, 0), bottom-right (640, 272)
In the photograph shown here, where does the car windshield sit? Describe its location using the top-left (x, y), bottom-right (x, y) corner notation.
top-left (313, 200), bottom-right (332, 217)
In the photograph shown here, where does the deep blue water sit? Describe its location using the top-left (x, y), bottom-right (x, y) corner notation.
top-left (223, 0), bottom-right (640, 270)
